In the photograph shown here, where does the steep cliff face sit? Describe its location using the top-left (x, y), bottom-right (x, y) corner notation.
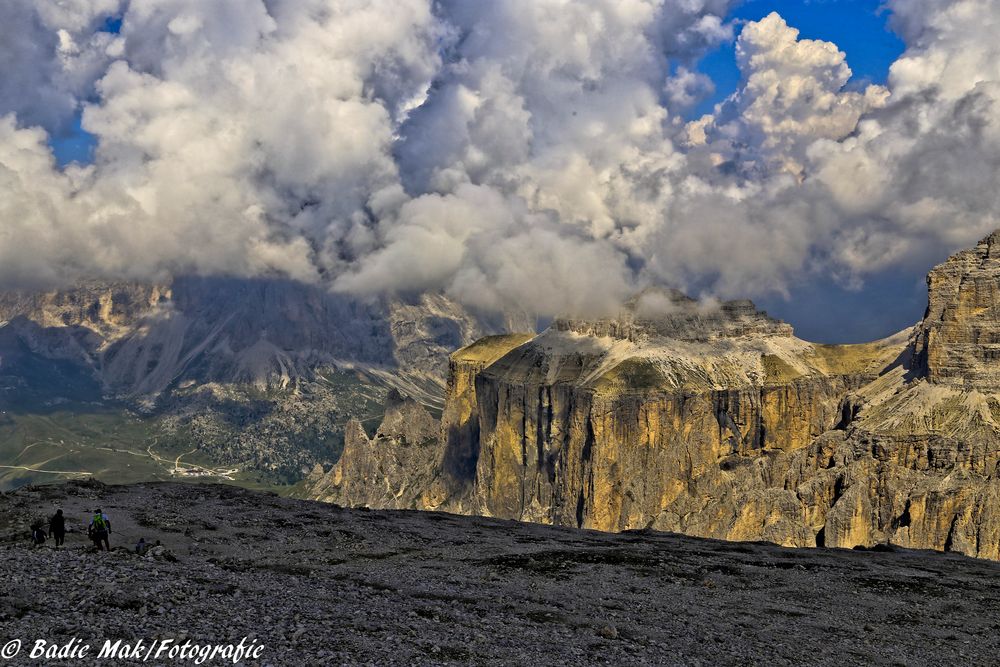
top-left (302, 389), bottom-right (443, 509)
top-left (439, 335), bottom-right (536, 491)
top-left (807, 232), bottom-right (1000, 558)
top-left (302, 335), bottom-right (535, 508)
top-left (914, 230), bottom-right (1000, 388)
top-left (464, 294), bottom-right (905, 542)
top-left (303, 231), bottom-right (1000, 560)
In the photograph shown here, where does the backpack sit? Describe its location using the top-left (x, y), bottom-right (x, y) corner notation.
top-left (92, 514), bottom-right (107, 533)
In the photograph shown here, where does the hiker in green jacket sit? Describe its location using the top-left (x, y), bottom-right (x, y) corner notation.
top-left (88, 509), bottom-right (111, 551)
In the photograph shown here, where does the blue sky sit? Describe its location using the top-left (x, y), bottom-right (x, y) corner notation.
top-left (49, 113), bottom-right (98, 167)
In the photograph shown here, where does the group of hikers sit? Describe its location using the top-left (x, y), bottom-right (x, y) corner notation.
top-left (31, 508), bottom-right (162, 555)
top-left (31, 508), bottom-right (113, 551)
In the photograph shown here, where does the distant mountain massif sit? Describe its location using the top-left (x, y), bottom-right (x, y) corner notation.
top-left (0, 276), bottom-right (526, 489)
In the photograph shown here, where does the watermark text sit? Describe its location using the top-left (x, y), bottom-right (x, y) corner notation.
top-left (0, 637), bottom-right (264, 663)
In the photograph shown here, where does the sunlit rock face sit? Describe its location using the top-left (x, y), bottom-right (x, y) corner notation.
top-left (303, 389), bottom-right (443, 510)
top-left (914, 230), bottom-right (1000, 389)
top-left (461, 293), bottom-right (902, 542)
top-left (305, 231), bottom-right (1000, 560)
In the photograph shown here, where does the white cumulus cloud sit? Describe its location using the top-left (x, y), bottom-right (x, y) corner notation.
top-left (0, 0), bottom-right (999, 331)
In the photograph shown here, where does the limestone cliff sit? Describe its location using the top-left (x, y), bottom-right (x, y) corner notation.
top-left (304, 232), bottom-right (1000, 561)
top-left (303, 389), bottom-right (442, 508)
top-left (301, 336), bottom-right (535, 509)
top-left (451, 292), bottom-right (906, 543)
top-left (913, 231), bottom-right (1000, 388)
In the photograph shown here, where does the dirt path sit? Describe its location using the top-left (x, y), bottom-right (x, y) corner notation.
top-left (0, 464), bottom-right (92, 476)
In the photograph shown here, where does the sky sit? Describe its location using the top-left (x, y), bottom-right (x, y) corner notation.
top-left (2, 0), bottom-right (1000, 344)
top-left (696, 0), bottom-right (905, 115)
top-left (48, 1), bottom-right (907, 169)
top-left (707, 3), bottom-right (915, 340)
top-left (697, 0), bottom-right (920, 341)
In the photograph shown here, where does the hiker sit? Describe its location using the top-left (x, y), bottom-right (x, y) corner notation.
top-left (31, 524), bottom-right (47, 547)
top-left (49, 509), bottom-right (66, 547)
top-left (88, 509), bottom-right (111, 551)
top-left (135, 537), bottom-right (148, 555)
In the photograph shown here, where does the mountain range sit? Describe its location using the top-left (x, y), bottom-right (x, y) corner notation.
top-left (0, 276), bottom-right (526, 488)
top-left (6, 231), bottom-right (1000, 562)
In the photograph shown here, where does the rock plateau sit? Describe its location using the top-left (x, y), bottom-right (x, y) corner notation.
top-left (305, 231), bottom-right (1000, 561)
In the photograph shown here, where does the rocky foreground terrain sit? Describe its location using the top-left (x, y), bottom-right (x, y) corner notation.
top-left (306, 231), bottom-right (1000, 561)
top-left (2, 480), bottom-right (1000, 666)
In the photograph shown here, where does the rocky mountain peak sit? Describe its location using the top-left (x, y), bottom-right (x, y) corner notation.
top-left (376, 388), bottom-right (439, 445)
top-left (914, 229), bottom-right (1000, 387)
top-left (979, 229), bottom-right (1000, 258)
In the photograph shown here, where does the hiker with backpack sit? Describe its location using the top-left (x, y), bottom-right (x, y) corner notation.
top-left (88, 509), bottom-right (111, 551)
top-left (49, 509), bottom-right (66, 547)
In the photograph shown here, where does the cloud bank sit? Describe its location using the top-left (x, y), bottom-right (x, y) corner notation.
top-left (0, 0), bottom-right (999, 330)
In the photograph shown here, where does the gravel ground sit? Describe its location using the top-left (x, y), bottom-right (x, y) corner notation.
top-left (1, 480), bottom-right (999, 666)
